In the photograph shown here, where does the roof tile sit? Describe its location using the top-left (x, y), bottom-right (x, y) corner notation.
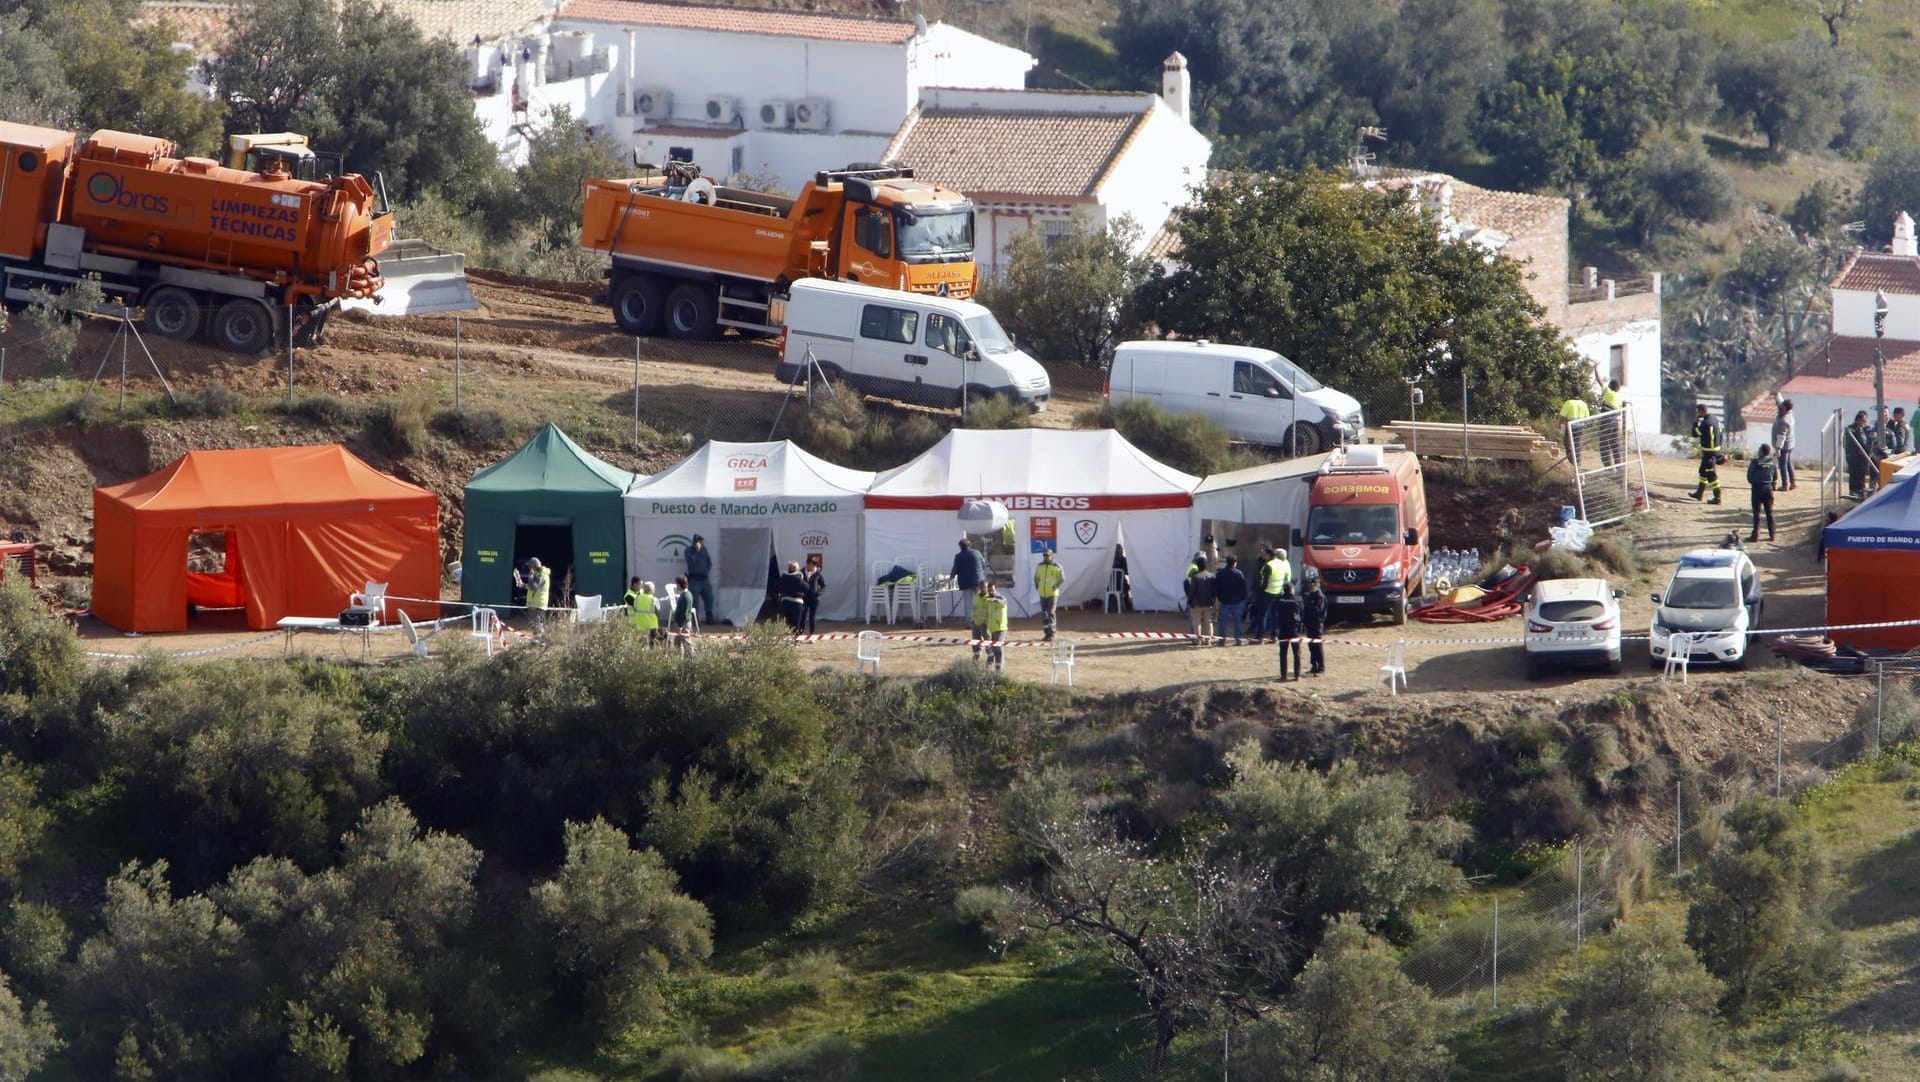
top-left (1833, 251), bottom-right (1920, 295)
top-left (557, 0), bottom-right (916, 43)
top-left (888, 108), bottom-right (1144, 199)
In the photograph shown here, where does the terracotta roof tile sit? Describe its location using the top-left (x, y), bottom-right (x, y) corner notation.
top-left (1444, 181), bottom-right (1566, 239)
top-left (141, 0), bottom-right (544, 48)
top-left (557, 0), bottom-right (916, 43)
top-left (1833, 251), bottom-right (1920, 295)
top-left (888, 108), bottom-right (1144, 199)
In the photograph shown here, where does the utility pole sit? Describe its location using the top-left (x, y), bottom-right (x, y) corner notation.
top-left (1874, 289), bottom-right (1889, 449)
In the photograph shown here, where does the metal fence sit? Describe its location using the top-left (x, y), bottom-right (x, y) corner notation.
top-left (1564, 404), bottom-right (1649, 526)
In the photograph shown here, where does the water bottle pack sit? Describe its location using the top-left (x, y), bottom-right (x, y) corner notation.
top-left (1427, 548), bottom-right (1484, 594)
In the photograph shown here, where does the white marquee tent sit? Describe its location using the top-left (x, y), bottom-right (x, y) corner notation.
top-left (623, 441), bottom-right (874, 625)
top-left (864, 429), bottom-right (1200, 613)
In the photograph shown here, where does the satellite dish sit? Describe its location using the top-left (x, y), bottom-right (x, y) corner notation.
top-left (958, 498), bottom-right (1009, 536)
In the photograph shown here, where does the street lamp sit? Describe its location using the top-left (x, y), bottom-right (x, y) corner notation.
top-left (1875, 289), bottom-right (1889, 448)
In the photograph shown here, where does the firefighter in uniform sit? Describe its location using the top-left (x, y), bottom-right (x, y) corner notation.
top-left (1690, 404), bottom-right (1724, 505)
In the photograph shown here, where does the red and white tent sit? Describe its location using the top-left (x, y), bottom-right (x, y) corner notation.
top-left (864, 430), bottom-right (1200, 612)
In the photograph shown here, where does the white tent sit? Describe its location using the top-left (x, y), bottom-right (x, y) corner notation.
top-left (865, 430), bottom-right (1200, 613)
top-left (1191, 454), bottom-right (1327, 580)
top-left (624, 441), bottom-right (874, 626)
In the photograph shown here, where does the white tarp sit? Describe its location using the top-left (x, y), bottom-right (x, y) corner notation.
top-left (864, 430), bottom-right (1200, 613)
top-left (623, 441), bottom-right (873, 625)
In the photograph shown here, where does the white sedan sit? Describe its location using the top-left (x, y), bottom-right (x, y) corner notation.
top-left (1649, 548), bottom-right (1764, 669)
top-left (1524, 577), bottom-right (1623, 678)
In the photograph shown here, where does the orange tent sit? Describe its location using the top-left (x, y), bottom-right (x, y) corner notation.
top-left (92, 445), bottom-right (440, 632)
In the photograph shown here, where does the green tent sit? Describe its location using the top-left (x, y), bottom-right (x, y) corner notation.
top-left (461, 423), bottom-right (637, 607)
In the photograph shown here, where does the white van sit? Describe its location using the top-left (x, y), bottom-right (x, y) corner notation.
top-left (777, 279), bottom-right (1052, 410)
top-left (1108, 340), bottom-right (1363, 454)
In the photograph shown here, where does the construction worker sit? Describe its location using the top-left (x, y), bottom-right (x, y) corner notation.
top-left (1301, 570), bottom-right (1328, 676)
top-left (517, 557), bottom-right (550, 634)
top-left (1248, 546), bottom-right (1273, 644)
top-left (1271, 583), bottom-right (1302, 680)
top-left (1690, 404), bottom-right (1724, 504)
top-left (1600, 379), bottom-right (1625, 467)
top-left (1260, 546), bottom-right (1293, 643)
top-left (1560, 395), bottom-right (1591, 464)
top-left (624, 576), bottom-right (661, 646)
top-left (1184, 551), bottom-right (1209, 643)
top-left (982, 582), bottom-right (1009, 671)
top-left (970, 580), bottom-right (992, 665)
top-left (1747, 443), bottom-right (1777, 544)
top-left (1034, 547), bottom-right (1064, 641)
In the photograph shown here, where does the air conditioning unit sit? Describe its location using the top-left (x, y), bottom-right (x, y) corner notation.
top-left (704, 95), bottom-right (738, 123)
top-left (758, 99), bottom-right (792, 129)
top-left (793, 97), bottom-right (831, 131)
top-left (634, 87), bottom-right (672, 120)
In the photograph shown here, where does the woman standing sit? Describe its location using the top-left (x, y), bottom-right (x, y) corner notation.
top-left (801, 555), bottom-right (827, 634)
top-left (775, 560), bottom-right (809, 632)
top-left (1771, 397), bottom-right (1796, 490)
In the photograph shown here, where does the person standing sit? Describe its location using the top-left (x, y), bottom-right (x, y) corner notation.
top-left (1110, 543), bottom-right (1133, 612)
top-left (1249, 545), bottom-right (1274, 644)
top-left (1215, 554), bottom-right (1249, 645)
top-left (624, 576), bottom-right (661, 646)
top-left (1034, 548), bottom-right (1064, 642)
top-left (1890, 406), bottom-right (1914, 456)
top-left (774, 560), bottom-right (808, 632)
top-left (801, 555), bottom-right (826, 635)
top-left (969, 581), bottom-right (991, 665)
top-left (1271, 584), bottom-right (1303, 680)
top-left (1599, 379), bottom-right (1625, 468)
top-left (1560, 395), bottom-right (1592, 463)
top-left (1183, 551), bottom-right (1209, 643)
top-left (952, 537), bottom-right (988, 592)
top-left (1187, 558), bottom-right (1218, 647)
top-left (1260, 546), bottom-right (1294, 642)
top-left (668, 574), bottom-right (695, 655)
top-left (1300, 571), bottom-right (1328, 676)
top-left (520, 557), bottom-right (550, 635)
top-left (684, 535), bottom-right (716, 625)
top-left (982, 582), bottom-right (1009, 672)
top-left (1747, 443), bottom-right (1778, 543)
top-left (1690, 404), bottom-right (1724, 504)
top-left (1770, 397), bottom-right (1796, 491)
top-left (1845, 410), bottom-right (1875, 498)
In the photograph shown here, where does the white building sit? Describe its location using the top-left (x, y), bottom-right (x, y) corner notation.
top-left (883, 54), bottom-right (1212, 273)
top-left (1740, 212), bottom-right (1920, 455)
top-left (475, 0), bottom-right (1033, 186)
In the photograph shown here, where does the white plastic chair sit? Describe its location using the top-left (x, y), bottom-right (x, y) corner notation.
top-left (1663, 633), bottom-right (1699, 684)
top-left (1051, 639), bottom-right (1077, 686)
top-left (855, 629), bottom-right (883, 675)
top-left (1105, 569), bottom-right (1126, 614)
top-left (1376, 640), bottom-right (1409, 695)
top-left (350, 581), bottom-right (389, 625)
top-left (398, 610), bottom-right (429, 658)
top-left (892, 568), bottom-right (923, 624)
top-left (865, 560), bottom-right (893, 625)
top-left (574, 594), bottom-right (604, 624)
top-left (912, 564), bottom-right (941, 624)
top-left (469, 607), bottom-right (499, 657)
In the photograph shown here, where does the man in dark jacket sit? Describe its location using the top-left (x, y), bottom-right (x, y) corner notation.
top-left (1249, 545), bottom-right (1275, 644)
top-left (1214, 555), bottom-right (1250, 645)
top-left (684, 535), bottom-right (715, 624)
top-left (1747, 443), bottom-right (1778, 543)
top-left (1186, 558), bottom-right (1217, 646)
top-left (1846, 410), bottom-right (1876, 498)
top-left (1300, 571), bottom-right (1328, 676)
top-left (951, 537), bottom-right (987, 591)
top-left (1270, 584), bottom-right (1303, 680)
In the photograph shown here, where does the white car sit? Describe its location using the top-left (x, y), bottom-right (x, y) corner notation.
top-left (1524, 577), bottom-right (1623, 678)
top-left (1648, 548), bottom-right (1764, 669)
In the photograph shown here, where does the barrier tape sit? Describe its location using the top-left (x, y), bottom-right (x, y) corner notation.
top-left (83, 630), bottom-right (285, 661)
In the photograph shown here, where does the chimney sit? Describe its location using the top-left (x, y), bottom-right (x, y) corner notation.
top-left (1582, 266), bottom-right (1598, 288)
top-left (1161, 51), bottom-right (1190, 124)
top-left (534, 35), bottom-right (550, 87)
top-left (1895, 211), bottom-right (1917, 257)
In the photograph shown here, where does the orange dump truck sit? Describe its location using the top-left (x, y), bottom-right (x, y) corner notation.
top-left (0, 121), bottom-right (394, 352)
top-left (581, 163), bottom-right (978, 339)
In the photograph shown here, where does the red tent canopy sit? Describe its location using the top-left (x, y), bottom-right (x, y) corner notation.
top-left (92, 445), bottom-right (439, 632)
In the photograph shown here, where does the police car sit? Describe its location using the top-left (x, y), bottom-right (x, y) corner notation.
top-left (1523, 578), bottom-right (1623, 678)
top-left (1648, 548), bottom-right (1764, 669)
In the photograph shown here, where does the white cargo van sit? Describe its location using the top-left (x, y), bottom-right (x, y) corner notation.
top-left (776, 280), bottom-right (1052, 411)
top-left (1108, 340), bottom-right (1363, 454)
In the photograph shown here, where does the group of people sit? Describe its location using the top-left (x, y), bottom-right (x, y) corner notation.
top-left (1182, 541), bottom-right (1327, 677)
top-left (1842, 404), bottom-right (1916, 499)
top-left (1558, 377), bottom-right (1630, 466)
top-left (621, 575), bottom-right (696, 650)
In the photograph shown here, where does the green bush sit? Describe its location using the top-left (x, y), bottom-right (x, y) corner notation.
top-left (1078, 398), bottom-right (1232, 476)
top-left (1585, 533), bottom-right (1643, 578)
top-left (952, 885), bottom-right (1017, 934)
top-left (64, 394), bottom-right (104, 425)
top-left (960, 393), bottom-right (1031, 430)
top-left (178, 384), bottom-right (245, 419)
top-left (365, 399), bottom-right (429, 458)
top-left (285, 393), bottom-right (357, 428)
top-left (431, 407), bottom-right (511, 449)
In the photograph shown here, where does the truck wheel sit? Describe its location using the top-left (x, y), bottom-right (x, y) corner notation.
top-left (1289, 422), bottom-right (1325, 457)
top-left (143, 287), bottom-right (201, 341)
top-left (665, 283), bottom-right (718, 340)
top-left (1392, 592), bottom-right (1408, 625)
top-left (612, 276), bottom-right (665, 335)
top-left (212, 299), bottom-right (273, 354)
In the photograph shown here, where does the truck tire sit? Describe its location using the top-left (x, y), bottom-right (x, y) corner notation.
top-left (612, 275), bottom-right (665, 335)
top-left (1392, 591), bottom-right (1408, 625)
top-left (665, 283), bottom-right (718, 340)
top-left (143, 287), bottom-right (201, 341)
top-left (212, 298), bottom-right (273, 354)
top-left (1289, 422), bottom-right (1325, 457)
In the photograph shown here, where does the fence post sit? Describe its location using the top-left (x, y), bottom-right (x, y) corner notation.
top-left (454, 315), bottom-right (462, 411)
top-left (1461, 371), bottom-right (1470, 472)
top-left (1, 346), bottom-right (7, 392)
top-left (1875, 663), bottom-right (1885, 759)
top-left (1491, 897), bottom-right (1500, 1011)
top-left (1775, 715), bottom-right (1784, 798)
top-left (633, 336), bottom-right (642, 448)
top-left (287, 302), bottom-right (295, 405)
top-left (1675, 781), bottom-right (1683, 876)
top-left (1573, 840), bottom-right (1584, 953)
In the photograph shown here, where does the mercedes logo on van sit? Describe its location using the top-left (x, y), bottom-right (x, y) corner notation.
top-left (1340, 569), bottom-right (1361, 583)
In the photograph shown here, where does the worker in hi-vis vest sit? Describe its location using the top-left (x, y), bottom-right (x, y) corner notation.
top-left (1034, 548), bottom-right (1064, 642)
top-left (1260, 548), bottom-right (1292, 642)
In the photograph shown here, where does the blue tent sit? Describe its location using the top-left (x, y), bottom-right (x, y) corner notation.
top-left (1823, 469), bottom-right (1920, 553)
top-left (1825, 468), bottom-right (1920, 650)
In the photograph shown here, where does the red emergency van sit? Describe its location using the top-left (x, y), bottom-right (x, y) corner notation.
top-left (1294, 445), bottom-right (1428, 624)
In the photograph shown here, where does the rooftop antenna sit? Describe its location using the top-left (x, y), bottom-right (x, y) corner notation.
top-left (1349, 125), bottom-right (1388, 177)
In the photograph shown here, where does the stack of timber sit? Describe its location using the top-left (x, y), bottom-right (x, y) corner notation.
top-left (1385, 420), bottom-right (1557, 462)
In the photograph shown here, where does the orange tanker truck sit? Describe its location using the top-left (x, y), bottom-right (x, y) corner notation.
top-left (581, 161), bottom-right (978, 339)
top-left (0, 120), bottom-right (394, 352)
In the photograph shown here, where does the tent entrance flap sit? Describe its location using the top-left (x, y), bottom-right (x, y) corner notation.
top-left (718, 527), bottom-right (774, 626)
top-left (513, 523), bottom-right (574, 599)
top-left (185, 529), bottom-right (244, 610)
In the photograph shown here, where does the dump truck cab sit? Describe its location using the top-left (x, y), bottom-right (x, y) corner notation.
top-left (1295, 445), bottom-right (1428, 624)
top-left (822, 167), bottom-right (977, 297)
top-left (226, 133), bottom-right (346, 186)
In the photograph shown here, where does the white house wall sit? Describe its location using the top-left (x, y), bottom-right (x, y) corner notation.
top-left (910, 23), bottom-right (1034, 94)
top-left (1091, 101), bottom-right (1211, 256)
top-left (1572, 319), bottom-right (1663, 437)
top-left (1834, 287), bottom-right (1920, 339)
top-left (475, 67), bottom-right (624, 168)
